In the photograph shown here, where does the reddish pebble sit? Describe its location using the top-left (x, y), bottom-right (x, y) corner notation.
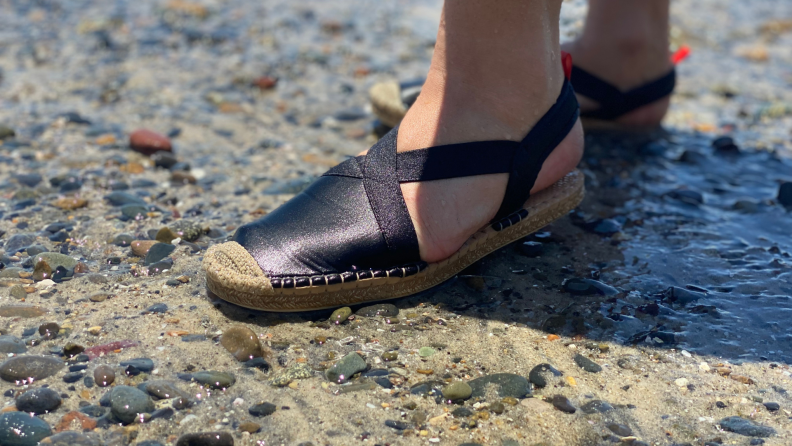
top-left (129, 129), bottom-right (172, 156)
top-left (85, 340), bottom-right (139, 359)
top-left (252, 76), bottom-right (277, 90)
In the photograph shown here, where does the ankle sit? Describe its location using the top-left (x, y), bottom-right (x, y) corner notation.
top-left (397, 64), bottom-right (565, 152)
top-left (566, 34), bottom-right (671, 90)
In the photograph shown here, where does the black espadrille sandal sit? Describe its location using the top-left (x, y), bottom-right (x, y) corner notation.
top-left (202, 79), bottom-right (584, 312)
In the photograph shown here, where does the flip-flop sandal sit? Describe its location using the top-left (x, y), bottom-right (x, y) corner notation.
top-left (203, 79), bottom-right (583, 312)
top-left (369, 48), bottom-right (689, 132)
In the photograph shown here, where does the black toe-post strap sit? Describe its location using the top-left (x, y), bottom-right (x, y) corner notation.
top-left (362, 128), bottom-right (422, 264)
top-left (493, 80), bottom-right (580, 221)
top-left (571, 66), bottom-right (676, 120)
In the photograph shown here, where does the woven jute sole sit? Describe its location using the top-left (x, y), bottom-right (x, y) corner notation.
top-left (203, 170), bottom-right (585, 312)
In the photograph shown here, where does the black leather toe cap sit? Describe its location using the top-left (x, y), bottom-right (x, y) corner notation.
top-left (234, 174), bottom-right (395, 277)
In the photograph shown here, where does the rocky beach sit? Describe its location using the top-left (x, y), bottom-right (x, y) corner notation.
top-left (0, 0), bottom-right (790, 445)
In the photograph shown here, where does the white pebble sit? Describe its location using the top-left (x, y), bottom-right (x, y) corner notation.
top-left (180, 414), bottom-right (198, 426)
top-left (699, 362), bottom-right (710, 371)
top-left (366, 403), bottom-right (376, 409)
top-left (233, 398), bottom-right (245, 406)
top-left (675, 378), bottom-right (689, 387)
top-left (681, 350), bottom-right (692, 358)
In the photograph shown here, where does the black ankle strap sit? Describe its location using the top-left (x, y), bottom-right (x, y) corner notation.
top-left (361, 129), bottom-right (421, 264)
top-left (571, 65), bottom-right (676, 120)
top-left (323, 79), bottom-right (579, 252)
top-left (494, 80), bottom-right (579, 221)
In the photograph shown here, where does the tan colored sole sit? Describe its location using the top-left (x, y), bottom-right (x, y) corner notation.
top-left (369, 81), bottom-right (407, 128)
top-left (202, 170), bottom-right (585, 312)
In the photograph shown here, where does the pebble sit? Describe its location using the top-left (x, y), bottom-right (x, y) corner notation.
top-left (175, 432), bottom-right (234, 446)
top-left (528, 363), bottom-right (563, 388)
top-left (763, 402), bottom-right (780, 411)
top-left (111, 233), bottom-right (134, 247)
top-left (0, 305), bottom-right (46, 319)
top-left (121, 204), bottom-right (149, 220)
top-left (249, 402), bottom-right (277, 417)
top-left (130, 129), bottom-right (172, 156)
top-left (326, 352), bottom-right (366, 384)
top-left (778, 182), bottom-right (792, 207)
top-left (144, 243), bottom-right (176, 265)
top-left (616, 355), bottom-right (642, 371)
top-left (675, 378), bottom-right (688, 387)
top-left (550, 395), bottom-right (576, 413)
top-left (79, 405), bottom-right (106, 418)
top-left (4, 234), bottom-right (36, 254)
top-left (9, 285), bottom-right (27, 300)
top-left (382, 351), bottom-right (398, 362)
top-left (52, 197), bottom-right (88, 210)
top-left (220, 325), bottom-right (265, 361)
top-left (0, 268), bottom-right (23, 280)
top-left (63, 343), bottom-right (85, 357)
top-left (39, 431), bottom-right (98, 446)
top-left (120, 358), bottom-right (154, 372)
top-left (667, 189), bottom-right (704, 205)
top-left (719, 416), bottom-right (776, 437)
top-left (469, 373), bottom-right (531, 399)
top-left (63, 371), bottom-right (84, 383)
top-left (385, 420), bottom-right (413, 430)
top-left (104, 192), bottom-right (146, 207)
top-left (131, 240), bottom-right (157, 257)
top-left (156, 227), bottom-right (178, 243)
top-left (574, 354), bottom-right (602, 373)
top-left (13, 174), bottom-right (41, 188)
top-left (32, 260), bottom-right (52, 281)
top-left (0, 355), bottom-right (64, 382)
top-left (38, 322), bottom-right (60, 340)
top-left (239, 421), bottom-right (262, 433)
top-left (139, 380), bottom-right (190, 400)
top-left (152, 152), bottom-right (178, 169)
top-left (355, 303), bottom-right (399, 317)
top-left (442, 381), bottom-right (472, 401)
top-left (33, 253), bottom-right (77, 272)
top-left (0, 335), bottom-right (27, 353)
top-left (169, 220), bottom-right (204, 242)
top-left (607, 423), bottom-right (633, 437)
top-left (0, 125), bottom-right (15, 139)
top-left (143, 303), bottom-right (168, 314)
top-left (418, 347), bottom-right (436, 357)
top-left (712, 135), bottom-right (740, 155)
top-left (0, 412), bottom-right (52, 446)
top-left (109, 385), bottom-right (155, 424)
top-left (187, 371), bottom-right (236, 389)
top-left (563, 278), bottom-right (618, 296)
top-left (489, 401), bottom-right (505, 414)
top-left (520, 241), bottom-right (544, 257)
top-left (329, 307), bottom-right (352, 324)
top-left (89, 293), bottom-right (111, 303)
top-left (579, 400), bottom-right (614, 414)
top-left (16, 387), bottom-right (62, 414)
